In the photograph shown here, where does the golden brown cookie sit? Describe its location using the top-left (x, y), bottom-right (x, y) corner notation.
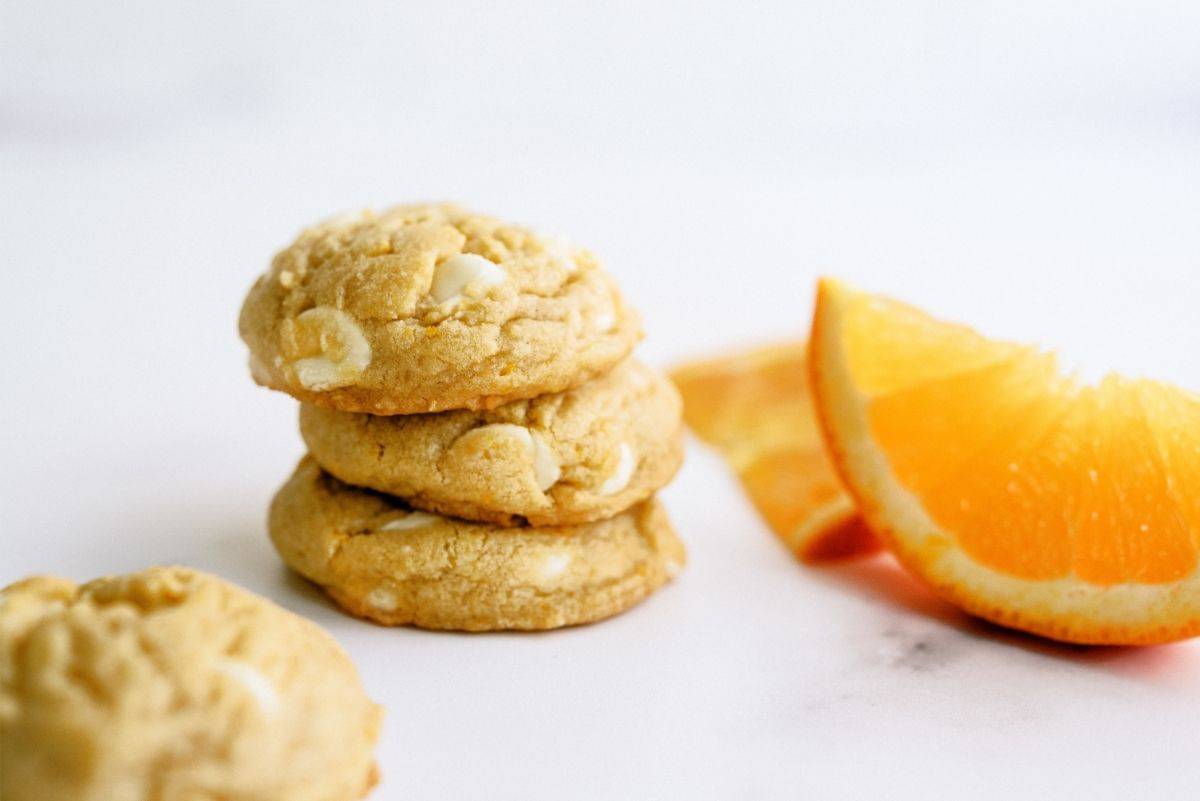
top-left (238, 203), bottom-right (641, 414)
top-left (0, 567), bottom-right (381, 801)
top-left (300, 359), bottom-right (684, 526)
top-left (269, 457), bottom-right (686, 631)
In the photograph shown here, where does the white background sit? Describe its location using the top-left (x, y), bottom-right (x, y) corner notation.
top-left (3, 2), bottom-right (1199, 799)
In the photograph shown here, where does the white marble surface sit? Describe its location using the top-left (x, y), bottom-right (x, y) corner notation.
top-left (3, 2), bottom-right (1199, 799)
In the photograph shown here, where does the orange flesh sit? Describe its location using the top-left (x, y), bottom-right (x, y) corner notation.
top-left (675, 342), bottom-right (813, 463)
top-left (739, 447), bottom-right (846, 536)
top-left (672, 343), bottom-right (878, 561)
top-left (840, 290), bottom-right (1200, 585)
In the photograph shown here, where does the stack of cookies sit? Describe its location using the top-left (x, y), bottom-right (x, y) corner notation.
top-left (238, 203), bottom-right (686, 630)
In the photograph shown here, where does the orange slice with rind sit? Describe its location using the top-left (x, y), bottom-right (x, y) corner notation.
top-left (809, 277), bottom-right (1200, 644)
top-left (672, 342), bottom-right (879, 562)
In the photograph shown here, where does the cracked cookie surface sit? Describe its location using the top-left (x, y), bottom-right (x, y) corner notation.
top-left (0, 567), bottom-right (381, 801)
top-left (269, 457), bottom-right (686, 631)
top-left (238, 202), bottom-right (641, 414)
top-left (300, 359), bottom-right (684, 526)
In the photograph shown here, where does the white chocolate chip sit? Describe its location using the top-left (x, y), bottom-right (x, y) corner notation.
top-left (287, 306), bottom-right (371, 391)
top-left (457, 424), bottom-right (560, 492)
top-left (277, 269), bottom-right (295, 288)
top-left (599, 442), bottom-right (636, 496)
top-left (591, 310), bottom-right (616, 332)
top-left (665, 559), bottom-right (683, 579)
top-left (537, 551), bottom-right (572, 583)
top-left (529, 432), bottom-right (561, 491)
top-left (429, 253), bottom-right (507, 303)
top-left (367, 587), bottom-right (399, 612)
top-left (293, 360), bottom-right (341, 391)
top-left (462, 423), bottom-right (529, 448)
top-left (215, 659), bottom-right (280, 715)
top-left (380, 512), bottom-right (440, 531)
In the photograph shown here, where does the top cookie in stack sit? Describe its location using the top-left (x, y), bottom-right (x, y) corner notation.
top-left (239, 202), bottom-right (640, 414)
top-left (239, 203), bottom-right (685, 630)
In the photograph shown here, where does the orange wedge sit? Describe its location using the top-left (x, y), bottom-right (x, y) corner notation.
top-left (809, 278), bottom-right (1200, 644)
top-left (672, 343), bottom-right (878, 561)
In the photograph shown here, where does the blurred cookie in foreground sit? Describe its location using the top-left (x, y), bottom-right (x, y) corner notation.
top-left (0, 566), bottom-right (382, 801)
top-left (269, 457), bottom-right (685, 631)
top-left (670, 341), bottom-right (878, 561)
top-left (300, 359), bottom-right (684, 527)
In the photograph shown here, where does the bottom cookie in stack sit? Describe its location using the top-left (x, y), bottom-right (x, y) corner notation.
top-left (270, 457), bottom-right (686, 631)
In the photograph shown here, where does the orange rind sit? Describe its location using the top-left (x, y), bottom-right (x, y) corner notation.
top-left (808, 278), bottom-right (1200, 645)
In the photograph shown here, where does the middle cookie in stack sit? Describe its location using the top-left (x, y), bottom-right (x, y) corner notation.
top-left (239, 203), bottom-right (686, 631)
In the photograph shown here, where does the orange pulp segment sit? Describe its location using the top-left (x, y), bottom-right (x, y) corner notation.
top-left (672, 342), bottom-right (878, 562)
top-left (809, 278), bottom-right (1200, 644)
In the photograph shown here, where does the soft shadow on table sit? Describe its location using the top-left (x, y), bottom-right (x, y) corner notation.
top-left (811, 552), bottom-right (1200, 685)
top-left (279, 566), bottom-right (334, 607)
top-left (77, 487), bottom-right (340, 627)
top-left (71, 493), bottom-right (272, 587)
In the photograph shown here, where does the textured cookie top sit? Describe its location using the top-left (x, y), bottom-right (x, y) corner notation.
top-left (270, 457), bottom-right (686, 631)
top-left (300, 358), bottom-right (684, 526)
top-left (0, 567), bottom-right (381, 801)
top-left (239, 203), bottom-right (641, 414)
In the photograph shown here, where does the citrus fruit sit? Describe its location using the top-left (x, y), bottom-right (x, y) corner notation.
top-left (808, 278), bottom-right (1200, 644)
top-left (672, 342), bottom-right (878, 562)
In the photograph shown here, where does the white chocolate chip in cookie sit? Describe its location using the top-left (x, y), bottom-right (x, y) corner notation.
top-left (529, 432), bottom-right (561, 491)
top-left (379, 512), bottom-right (440, 531)
top-left (599, 442), bottom-right (636, 496)
top-left (367, 587), bottom-right (399, 612)
top-left (591, 310), bottom-right (616, 332)
top-left (214, 658), bottom-right (281, 715)
top-left (285, 306), bottom-right (371, 391)
top-left (429, 253), bottom-right (507, 303)
top-left (454, 424), bottom-right (561, 493)
top-left (536, 551), bottom-right (572, 585)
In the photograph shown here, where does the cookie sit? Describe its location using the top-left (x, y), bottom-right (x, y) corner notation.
top-left (300, 358), bottom-right (684, 526)
top-left (269, 457), bottom-right (686, 631)
top-left (0, 567), bottom-right (381, 801)
top-left (239, 203), bottom-right (641, 414)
